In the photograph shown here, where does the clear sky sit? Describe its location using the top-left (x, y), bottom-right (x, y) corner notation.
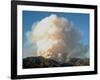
top-left (22, 11), bottom-right (90, 58)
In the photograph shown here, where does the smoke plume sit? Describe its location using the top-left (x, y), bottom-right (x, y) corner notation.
top-left (26, 14), bottom-right (88, 63)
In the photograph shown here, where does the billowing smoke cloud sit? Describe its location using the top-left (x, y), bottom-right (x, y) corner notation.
top-left (26, 14), bottom-right (89, 63)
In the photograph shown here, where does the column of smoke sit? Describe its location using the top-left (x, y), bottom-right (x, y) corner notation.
top-left (28, 14), bottom-right (88, 63)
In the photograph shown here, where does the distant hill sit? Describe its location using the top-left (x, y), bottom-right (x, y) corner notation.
top-left (68, 58), bottom-right (89, 66)
top-left (23, 56), bottom-right (89, 69)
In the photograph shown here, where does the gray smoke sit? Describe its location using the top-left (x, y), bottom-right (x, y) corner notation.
top-left (26, 14), bottom-right (89, 63)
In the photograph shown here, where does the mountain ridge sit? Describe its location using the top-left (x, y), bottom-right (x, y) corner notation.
top-left (23, 56), bottom-right (89, 68)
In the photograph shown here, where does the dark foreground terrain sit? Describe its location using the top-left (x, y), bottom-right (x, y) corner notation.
top-left (23, 56), bottom-right (89, 69)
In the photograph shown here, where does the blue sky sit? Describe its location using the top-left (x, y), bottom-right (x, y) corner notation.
top-left (22, 11), bottom-right (90, 58)
top-left (23, 11), bottom-right (89, 45)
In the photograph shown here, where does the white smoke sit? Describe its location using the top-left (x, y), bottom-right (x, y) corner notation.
top-left (26, 14), bottom-right (88, 63)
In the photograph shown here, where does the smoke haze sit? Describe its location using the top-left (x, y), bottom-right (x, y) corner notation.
top-left (24, 14), bottom-right (89, 63)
